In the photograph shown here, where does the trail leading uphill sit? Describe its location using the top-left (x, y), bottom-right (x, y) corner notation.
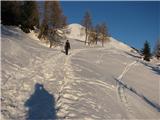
top-left (1, 25), bottom-right (160, 119)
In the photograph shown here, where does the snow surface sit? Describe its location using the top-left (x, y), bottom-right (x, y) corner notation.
top-left (1, 24), bottom-right (160, 119)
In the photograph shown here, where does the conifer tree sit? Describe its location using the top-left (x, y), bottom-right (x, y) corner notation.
top-left (38, 1), bottom-right (49, 39)
top-left (142, 41), bottom-right (151, 61)
top-left (1, 1), bottom-right (21, 26)
top-left (21, 1), bottom-right (39, 33)
top-left (50, 1), bottom-right (62, 29)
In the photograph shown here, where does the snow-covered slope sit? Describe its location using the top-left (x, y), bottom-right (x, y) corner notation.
top-left (1, 25), bottom-right (160, 119)
top-left (66, 23), bottom-right (133, 52)
top-left (106, 37), bottom-right (133, 51)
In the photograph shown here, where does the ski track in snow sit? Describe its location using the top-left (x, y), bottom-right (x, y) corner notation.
top-left (116, 60), bottom-right (138, 119)
top-left (116, 59), bottom-right (160, 118)
top-left (95, 53), bottom-right (106, 64)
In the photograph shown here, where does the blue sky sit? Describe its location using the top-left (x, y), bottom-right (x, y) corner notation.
top-left (60, 1), bottom-right (159, 51)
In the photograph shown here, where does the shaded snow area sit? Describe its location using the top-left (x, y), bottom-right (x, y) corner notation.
top-left (1, 25), bottom-right (160, 120)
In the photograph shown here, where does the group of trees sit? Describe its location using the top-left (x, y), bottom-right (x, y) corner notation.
top-left (81, 11), bottom-right (109, 47)
top-left (81, 11), bottom-right (160, 62)
top-left (38, 1), bottom-right (67, 48)
top-left (141, 39), bottom-right (160, 61)
top-left (2, 1), bottom-right (67, 48)
top-left (1, 1), bottom-right (39, 33)
top-left (1, 2), bottom-right (108, 48)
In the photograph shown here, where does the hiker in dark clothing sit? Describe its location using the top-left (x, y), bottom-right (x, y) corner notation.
top-left (65, 40), bottom-right (71, 55)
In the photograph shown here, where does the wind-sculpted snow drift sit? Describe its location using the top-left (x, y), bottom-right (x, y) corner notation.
top-left (1, 24), bottom-right (160, 119)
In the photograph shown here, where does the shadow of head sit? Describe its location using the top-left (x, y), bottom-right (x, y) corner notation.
top-left (35, 83), bottom-right (44, 90)
top-left (25, 83), bottom-right (57, 120)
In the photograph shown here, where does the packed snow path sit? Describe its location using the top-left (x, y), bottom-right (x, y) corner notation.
top-left (1, 26), bottom-right (160, 119)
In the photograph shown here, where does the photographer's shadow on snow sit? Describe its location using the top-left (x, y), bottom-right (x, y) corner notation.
top-left (25, 83), bottom-right (57, 120)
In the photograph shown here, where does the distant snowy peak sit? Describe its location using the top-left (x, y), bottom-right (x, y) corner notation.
top-left (66, 23), bottom-right (133, 52)
top-left (68, 23), bottom-right (84, 29)
top-left (66, 23), bottom-right (86, 41)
